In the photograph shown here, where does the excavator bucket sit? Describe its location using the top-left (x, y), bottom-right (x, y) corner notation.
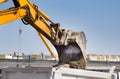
top-left (54, 30), bottom-right (87, 69)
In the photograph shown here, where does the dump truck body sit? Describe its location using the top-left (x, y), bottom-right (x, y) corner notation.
top-left (2, 67), bottom-right (116, 79)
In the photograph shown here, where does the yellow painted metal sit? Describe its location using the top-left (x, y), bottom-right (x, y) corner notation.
top-left (19, 0), bottom-right (36, 20)
top-left (0, 54), bottom-right (5, 59)
top-left (38, 33), bottom-right (58, 60)
top-left (18, 0), bottom-right (52, 39)
top-left (38, 8), bottom-right (50, 21)
top-left (19, 0), bottom-right (50, 21)
top-left (0, 8), bottom-right (26, 25)
top-left (32, 54), bottom-right (43, 60)
top-left (18, 0), bottom-right (29, 6)
top-left (0, 0), bottom-right (7, 4)
top-left (29, 18), bottom-right (52, 39)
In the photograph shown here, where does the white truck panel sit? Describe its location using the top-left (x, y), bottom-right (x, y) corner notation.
top-left (53, 68), bottom-right (111, 79)
top-left (2, 67), bottom-right (52, 79)
top-left (2, 67), bottom-right (113, 79)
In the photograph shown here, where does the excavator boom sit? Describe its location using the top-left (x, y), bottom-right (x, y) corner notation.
top-left (0, 0), bottom-right (87, 69)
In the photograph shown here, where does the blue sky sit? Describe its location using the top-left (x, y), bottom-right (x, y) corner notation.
top-left (0, 0), bottom-right (120, 55)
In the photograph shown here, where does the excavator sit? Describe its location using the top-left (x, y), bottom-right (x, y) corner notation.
top-left (0, 0), bottom-right (86, 69)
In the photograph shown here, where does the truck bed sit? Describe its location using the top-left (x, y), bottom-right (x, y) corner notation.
top-left (1, 67), bottom-right (116, 79)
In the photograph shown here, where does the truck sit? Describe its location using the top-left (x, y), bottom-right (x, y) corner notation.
top-left (1, 67), bottom-right (118, 79)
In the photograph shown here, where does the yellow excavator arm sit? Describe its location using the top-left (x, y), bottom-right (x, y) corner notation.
top-left (0, 0), bottom-right (54, 39)
top-left (0, 8), bottom-right (26, 25)
top-left (0, 0), bottom-right (87, 69)
top-left (0, 0), bottom-right (60, 59)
